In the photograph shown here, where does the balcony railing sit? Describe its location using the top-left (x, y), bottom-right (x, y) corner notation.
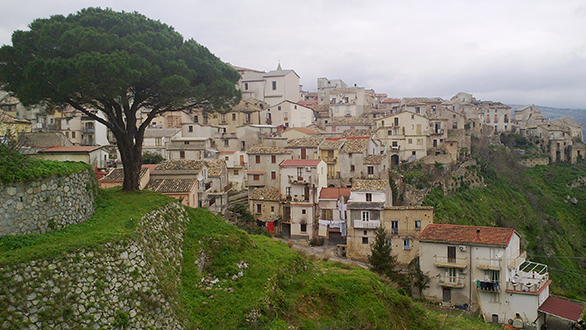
top-left (476, 258), bottom-right (501, 270)
top-left (506, 260), bottom-right (549, 294)
top-left (434, 256), bottom-right (467, 269)
top-left (82, 127), bottom-right (95, 133)
top-left (438, 276), bottom-right (465, 288)
top-left (477, 280), bottom-right (501, 293)
top-left (288, 175), bottom-right (311, 184)
top-left (353, 220), bottom-right (381, 229)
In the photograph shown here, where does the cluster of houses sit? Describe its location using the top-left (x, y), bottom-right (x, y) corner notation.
top-left (2, 65), bottom-right (585, 328)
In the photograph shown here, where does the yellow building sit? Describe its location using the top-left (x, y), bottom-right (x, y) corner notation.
top-left (0, 109), bottom-right (32, 140)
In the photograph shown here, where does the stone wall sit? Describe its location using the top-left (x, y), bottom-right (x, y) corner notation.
top-left (519, 157), bottom-right (550, 167)
top-left (0, 202), bottom-right (187, 329)
top-left (0, 170), bottom-right (96, 236)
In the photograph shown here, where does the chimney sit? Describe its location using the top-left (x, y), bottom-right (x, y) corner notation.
top-left (476, 229), bottom-right (481, 241)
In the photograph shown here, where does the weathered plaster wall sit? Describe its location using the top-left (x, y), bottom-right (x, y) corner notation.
top-left (0, 170), bottom-right (96, 236)
top-left (0, 202), bottom-right (187, 329)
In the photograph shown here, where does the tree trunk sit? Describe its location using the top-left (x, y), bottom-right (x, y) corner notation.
top-left (117, 131), bottom-right (143, 192)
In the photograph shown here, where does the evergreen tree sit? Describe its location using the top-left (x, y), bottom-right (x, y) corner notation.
top-left (368, 226), bottom-right (398, 280)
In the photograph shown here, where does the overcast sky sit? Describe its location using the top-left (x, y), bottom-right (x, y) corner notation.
top-left (1, 0), bottom-right (585, 109)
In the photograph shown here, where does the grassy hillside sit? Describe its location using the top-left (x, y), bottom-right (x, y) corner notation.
top-left (423, 138), bottom-right (586, 300)
top-left (181, 207), bottom-right (498, 329)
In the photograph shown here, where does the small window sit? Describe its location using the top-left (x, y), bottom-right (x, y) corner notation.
top-left (367, 166), bottom-right (374, 175)
top-left (234, 170), bottom-right (239, 175)
top-left (224, 139), bottom-right (229, 146)
top-left (271, 206), bottom-right (275, 213)
top-left (272, 81), bottom-right (277, 90)
top-left (256, 155), bottom-right (261, 164)
top-left (194, 115), bottom-right (199, 123)
top-left (302, 209), bottom-right (306, 215)
top-left (72, 132), bottom-right (76, 139)
top-left (188, 126), bottom-right (193, 132)
top-left (366, 193), bottom-right (372, 202)
top-left (271, 155), bottom-right (276, 163)
top-left (271, 171), bottom-right (276, 180)
top-left (180, 151), bottom-right (185, 159)
top-left (232, 113), bottom-right (236, 121)
top-left (300, 223), bottom-right (307, 232)
top-left (253, 174), bottom-right (260, 181)
top-left (244, 82), bottom-right (249, 90)
top-left (350, 165), bottom-right (355, 172)
top-left (184, 141), bottom-right (190, 145)
top-left (387, 130), bottom-right (392, 136)
top-left (362, 237), bottom-right (369, 244)
top-left (403, 239), bottom-right (411, 250)
top-left (256, 204), bottom-right (262, 214)
top-left (415, 220), bottom-right (421, 230)
top-left (361, 211), bottom-right (370, 221)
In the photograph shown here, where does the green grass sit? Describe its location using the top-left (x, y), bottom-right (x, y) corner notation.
top-left (0, 145), bottom-right (92, 185)
top-left (0, 188), bottom-right (174, 265)
top-left (181, 207), bottom-right (498, 329)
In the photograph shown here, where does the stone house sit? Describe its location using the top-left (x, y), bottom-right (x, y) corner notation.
top-left (249, 188), bottom-right (281, 233)
top-left (247, 146), bottom-right (291, 193)
top-left (204, 98), bottom-right (265, 134)
top-left (279, 159), bottom-right (327, 239)
top-left (0, 109), bottom-right (31, 140)
top-left (98, 167), bottom-right (151, 190)
top-left (338, 137), bottom-right (384, 185)
top-left (418, 224), bottom-right (552, 328)
top-left (382, 206), bottom-right (433, 265)
top-left (263, 100), bottom-right (314, 128)
top-left (316, 78), bottom-right (373, 118)
top-left (375, 112), bottom-right (430, 165)
top-left (317, 187), bottom-right (351, 246)
top-left (479, 101), bottom-right (512, 133)
top-left (144, 178), bottom-right (199, 208)
top-left (142, 128), bottom-right (181, 158)
top-left (149, 160), bottom-right (211, 209)
top-left (237, 64), bottom-right (301, 106)
top-left (286, 136), bottom-right (324, 160)
top-left (318, 138), bottom-right (345, 183)
top-left (219, 151), bottom-right (247, 191)
top-left (204, 159), bottom-right (230, 214)
top-left (345, 179), bottom-right (392, 260)
top-left (363, 154), bottom-right (390, 180)
top-left (280, 127), bottom-right (321, 140)
top-left (324, 117), bottom-right (374, 135)
top-left (36, 146), bottom-right (109, 169)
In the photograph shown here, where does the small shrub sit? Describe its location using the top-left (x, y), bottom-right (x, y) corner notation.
top-left (113, 309), bottom-right (130, 327)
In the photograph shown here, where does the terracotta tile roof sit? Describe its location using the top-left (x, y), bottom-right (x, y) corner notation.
top-left (341, 138), bottom-right (368, 153)
top-left (352, 179), bottom-right (388, 191)
top-left (328, 117), bottom-right (374, 126)
top-left (319, 187), bottom-right (351, 199)
top-left (364, 154), bottom-right (387, 165)
top-left (382, 98), bottom-right (400, 104)
top-left (144, 178), bottom-right (197, 193)
top-left (281, 159), bottom-right (322, 167)
top-left (418, 224), bottom-right (515, 246)
top-left (250, 188), bottom-right (280, 201)
top-left (294, 127), bottom-right (319, 135)
top-left (320, 139), bottom-right (344, 150)
top-left (156, 160), bottom-right (204, 172)
top-left (342, 129), bottom-right (373, 138)
top-left (204, 159), bottom-right (226, 176)
top-left (0, 109), bottom-right (31, 124)
top-left (232, 98), bottom-right (267, 112)
top-left (100, 168), bottom-right (148, 182)
top-left (538, 296), bottom-right (585, 322)
top-left (313, 104), bottom-right (330, 112)
top-left (305, 125), bottom-right (326, 133)
top-left (247, 170), bottom-right (265, 175)
top-left (286, 136), bottom-right (324, 148)
top-left (40, 146), bottom-right (103, 153)
top-left (403, 97), bottom-right (445, 105)
top-left (219, 151), bottom-right (236, 154)
top-left (247, 147), bottom-right (290, 155)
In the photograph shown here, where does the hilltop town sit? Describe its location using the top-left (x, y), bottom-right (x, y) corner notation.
top-left (2, 64), bottom-right (585, 328)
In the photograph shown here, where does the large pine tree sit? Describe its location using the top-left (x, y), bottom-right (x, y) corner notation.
top-left (368, 226), bottom-right (398, 280)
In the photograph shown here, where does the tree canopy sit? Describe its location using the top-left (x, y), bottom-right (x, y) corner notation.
top-left (0, 7), bottom-right (241, 190)
top-left (368, 226), bottom-right (398, 281)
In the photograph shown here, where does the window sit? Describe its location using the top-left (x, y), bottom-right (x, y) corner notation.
top-left (362, 237), bottom-right (369, 244)
top-left (300, 223), bottom-right (307, 232)
top-left (194, 115), bottom-right (199, 123)
top-left (415, 220), bottom-right (421, 230)
top-left (361, 211), bottom-right (370, 221)
top-left (155, 138), bottom-right (162, 146)
top-left (244, 82), bottom-right (248, 90)
top-left (188, 126), bottom-right (193, 132)
top-left (271, 171), bottom-right (276, 180)
top-left (256, 155), bottom-right (261, 164)
top-left (388, 130), bottom-right (393, 136)
top-left (272, 81), bottom-right (277, 90)
top-left (415, 106), bottom-right (421, 114)
top-left (271, 155), bottom-right (276, 163)
top-left (221, 114), bottom-right (226, 122)
top-left (184, 141), bottom-right (190, 145)
top-left (234, 170), bottom-right (239, 175)
top-left (224, 139), bottom-right (229, 146)
top-left (271, 206), bottom-right (275, 213)
top-left (278, 106), bottom-right (281, 110)
top-left (417, 139), bottom-right (423, 145)
top-left (394, 118), bottom-right (399, 126)
top-left (297, 167), bottom-right (303, 177)
top-left (366, 193), bottom-right (372, 202)
top-left (403, 239), bottom-right (411, 250)
top-left (322, 209), bottom-right (333, 220)
top-left (285, 187), bottom-right (292, 196)
top-left (180, 151), bottom-right (185, 159)
top-left (72, 132), bottom-right (76, 139)
top-left (391, 221), bottom-right (398, 234)
top-left (302, 209), bottom-right (306, 215)
top-left (256, 204), bottom-right (262, 214)
top-left (232, 113), bottom-right (236, 121)
top-left (253, 174), bottom-right (260, 181)
top-left (367, 166), bottom-right (374, 175)
top-left (408, 139), bottom-right (413, 144)
top-left (350, 165), bottom-right (355, 172)
top-left (447, 268), bottom-right (458, 282)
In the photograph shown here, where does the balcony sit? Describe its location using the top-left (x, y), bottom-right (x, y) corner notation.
top-left (434, 256), bottom-right (467, 269)
top-left (288, 175), bottom-right (311, 185)
top-left (506, 260), bottom-right (549, 294)
top-left (323, 157), bottom-right (337, 164)
top-left (82, 127), bottom-right (95, 133)
top-left (476, 258), bottom-right (501, 271)
top-left (438, 276), bottom-right (465, 288)
top-left (508, 251), bottom-right (527, 269)
top-left (353, 220), bottom-right (381, 229)
top-left (477, 280), bottom-right (501, 293)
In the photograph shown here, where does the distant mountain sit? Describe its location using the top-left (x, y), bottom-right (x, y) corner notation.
top-left (509, 104), bottom-right (586, 139)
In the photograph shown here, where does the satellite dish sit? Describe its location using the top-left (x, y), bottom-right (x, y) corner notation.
top-left (496, 251), bottom-right (504, 259)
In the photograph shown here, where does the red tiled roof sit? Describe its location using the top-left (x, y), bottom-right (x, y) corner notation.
top-left (247, 171), bottom-right (265, 175)
top-left (418, 224), bottom-right (515, 246)
top-left (285, 127), bottom-right (318, 135)
top-left (280, 159), bottom-right (322, 167)
top-left (219, 151), bottom-right (236, 154)
top-left (538, 296), bottom-right (585, 322)
top-left (319, 187), bottom-right (351, 199)
top-left (40, 146), bottom-right (103, 153)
